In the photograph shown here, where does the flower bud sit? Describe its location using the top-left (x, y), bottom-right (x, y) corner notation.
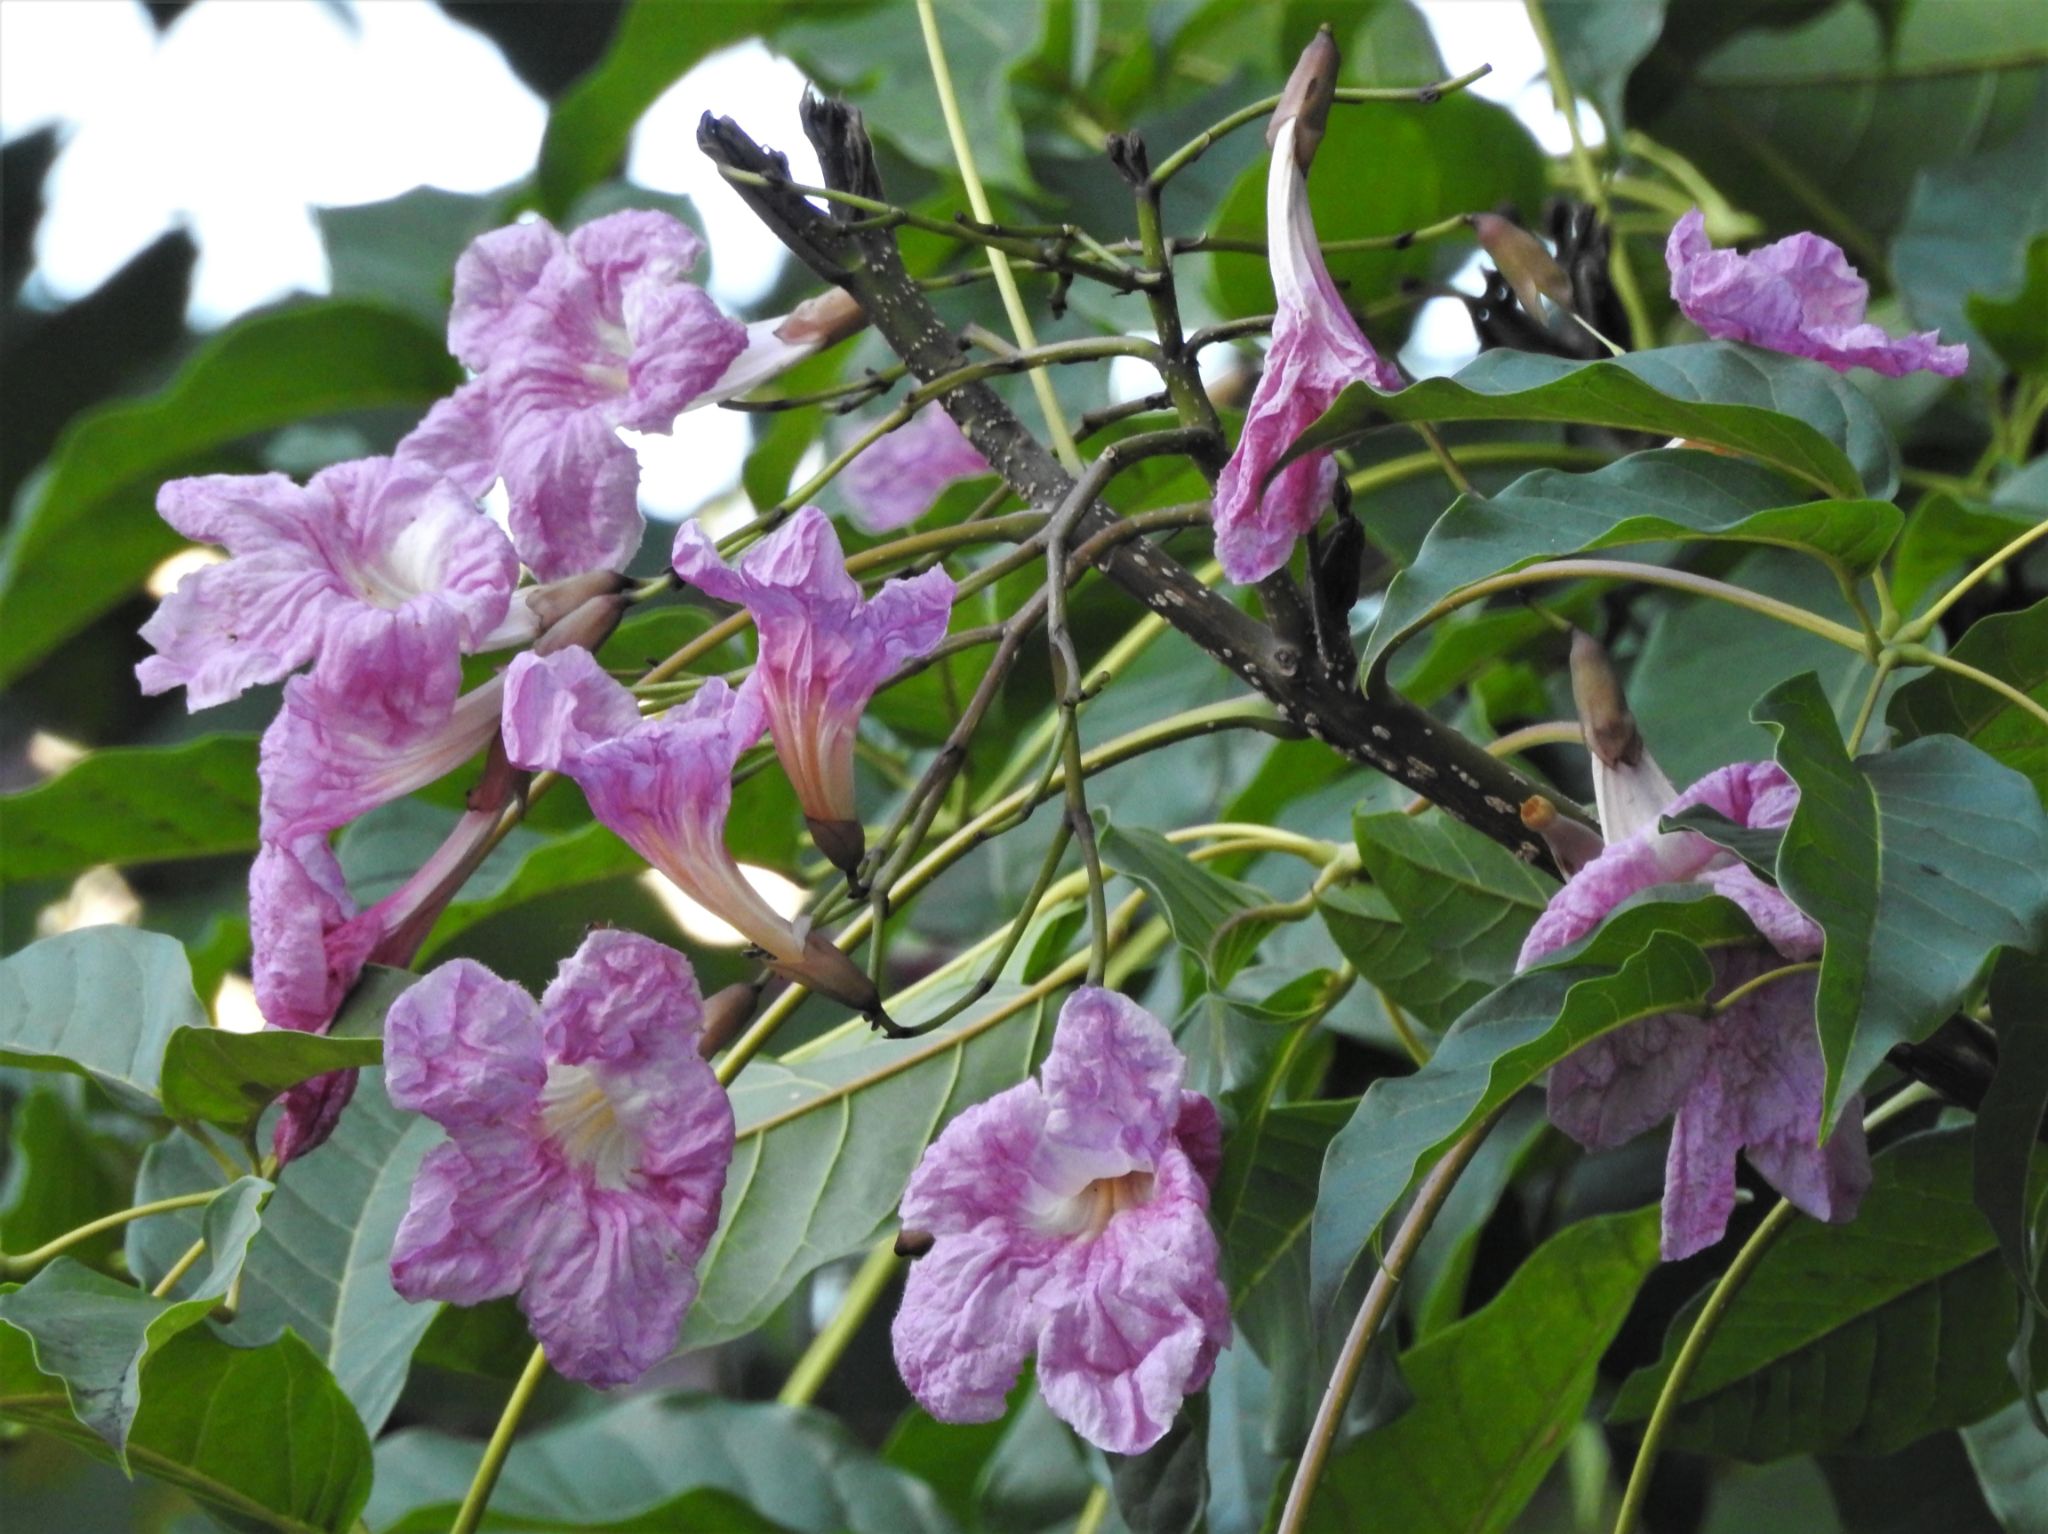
top-left (1267, 25), bottom-right (1340, 169)
top-left (524, 569), bottom-right (630, 632)
top-left (1521, 794), bottom-right (1604, 878)
top-left (894, 1228), bottom-right (935, 1259)
top-left (698, 980), bottom-right (765, 1059)
top-left (533, 593), bottom-right (629, 658)
top-left (774, 286), bottom-right (866, 350)
top-left (807, 815), bottom-right (868, 881)
top-left (1467, 213), bottom-right (1573, 323)
top-left (1569, 629), bottom-right (1675, 840)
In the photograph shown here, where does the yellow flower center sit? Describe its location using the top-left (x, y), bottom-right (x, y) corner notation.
top-left (538, 1063), bottom-right (636, 1190)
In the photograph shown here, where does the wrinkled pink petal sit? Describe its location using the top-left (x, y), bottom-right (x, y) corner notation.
top-left (138, 457), bottom-right (517, 709)
top-left (841, 407), bottom-right (991, 533)
top-left (1212, 118), bottom-right (1403, 585)
top-left (385, 931), bottom-right (735, 1387)
top-left (497, 405), bottom-right (648, 582)
top-left (671, 505), bottom-right (953, 822)
top-left (1667, 208), bottom-right (1967, 379)
top-left (891, 988), bottom-right (1228, 1453)
top-left (449, 221), bottom-right (568, 373)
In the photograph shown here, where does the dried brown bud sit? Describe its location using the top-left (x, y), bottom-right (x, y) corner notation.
top-left (806, 815), bottom-right (867, 881)
top-left (1268, 25), bottom-right (1340, 169)
top-left (533, 593), bottom-right (629, 658)
top-left (524, 568), bottom-right (630, 631)
top-left (894, 1228), bottom-right (935, 1259)
top-left (1466, 213), bottom-right (1573, 322)
top-left (698, 980), bottom-right (764, 1058)
top-left (774, 928), bottom-right (887, 1023)
top-left (774, 286), bottom-right (866, 349)
top-left (1569, 628), bottom-right (1643, 769)
top-left (1520, 794), bottom-right (1604, 877)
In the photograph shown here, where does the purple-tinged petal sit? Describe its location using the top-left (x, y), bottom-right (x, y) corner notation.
top-left (567, 210), bottom-right (706, 315)
top-left (396, 381), bottom-right (502, 501)
top-left (1034, 1147), bottom-right (1230, 1455)
top-left (541, 927), bottom-right (707, 1072)
top-left (1211, 119), bottom-right (1403, 585)
top-left (842, 407), bottom-right (992, 533)
top-left (900, 1083), bottom-right (1054, 1237)
top-left (385, 958), bottom-right (547, 1131)
top-left (517, 1183), bottom-right (707, 1388)
top-left (1174, 1092), bottom-right (1224, 1189)
top-left (498, 407), bottom-right (646, 582)
top-left (1666, 208), bottom-right (1968, 379)
top-left (619, 282), bottom-right (749, 431)
top-left (893, 1224), bottom-right (1050, 1424)
top-left (391, 1133), bottom-right (562, 1307)
top-left (1546, 1011), bottom-right (1709, 1153)
top-left (449, 220), bottom-right (568, 373)
top-left (274, 1074), bottom-right (361, 1170)
top-left (1039, 987), bottom-right (1188, 1186)
top-left (671, 506), bottom-right (954, 822)
top-left (250, 836), bottom-right (367, 1036)
top-left (498, 642), bottom-right (646, 773)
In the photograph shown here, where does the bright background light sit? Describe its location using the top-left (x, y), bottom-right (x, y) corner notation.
top-left (2, 0), bottom-right (1574, 519)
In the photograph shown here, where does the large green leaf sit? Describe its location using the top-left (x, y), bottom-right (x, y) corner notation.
top-left (1961, 1390), bottom-right (2048, 1534)
top-left (0, 734), bottom-right (260, 885)
top-left (1974, 950), bottom-right (2048, 1355)
top-left (0, 927), bottom-right (207, 1111)
top-left (1968, 234), bottom-right (2048, 376)
top-left (1098, 817), bottom-right (1274, 985)
top-left (1207, 93), bottom-right (1547, 332)
top-left (1310, 891), bottom-right (1761, 1309)
top-left (1301, 1207), bottom-right (1661, 1534)
top-left (0, 1177), bottom-right (266, 1457)
top-left (1611, 1130), bottom-right (2041, 1459)
top-left (1889, 597), bottom-right (2048, 806)
top-left (1639, 0), bottom-right (2047, 253)
top-left (1757, 672), bottom-right (2048, 1129)
top-left (682, 977), bottom-right (1050, 1347)
top-left (420, 821), bottom-right (645, 959)
top-left (0, 1087), bottom-right (127, 1263)
top-left (129, 1071), bottom-right (440, 1435)
top-left (1218, 1099), bottom-right (1352, 1369)
top-left (368, 1396), bottom-right (954, 1534)
top-left (1291, 343), bottom-right (1896, 502)
top-left (1361, 451), bottom-right (1901, 674)
top-left (1547, 0), bottom-right (1669, 132)
top-left (0, 1317), bottom-right (372, 1534)
top-left (158, 1028), bottom-right (385, 1137)
top-left (0, 301), bottom-right (457, 686)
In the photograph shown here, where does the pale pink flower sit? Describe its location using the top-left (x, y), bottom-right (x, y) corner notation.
top-left (385, 930), bottom-right (734, 1387)
top-left (891, 988), bottom-right (1229, 1455)
top-left (841, 406), bottom-right (990, 533)
top-left (1666, 208), bottom-right (1967, 378)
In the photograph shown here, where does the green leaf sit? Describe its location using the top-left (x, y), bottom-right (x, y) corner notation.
top-left (1890, 597), bottom-right (2048, 806)
top-left (0, 1087), bottom-right (128, 1263)
top-left (1661, 804), bottom-right (1785, 881)
top-left (1113, 1394), bottom-right (1207, 1534)
top-left (1097, 816), bottom-right (1275, 985)
top-left (0, 1317), bottom-right (373, 1534)
top-left (128, 1071), bottom-right (440, 1434)
top-left (1643, 0), bottom-right (2047, 251)
top-left (1969, 234), bottom-right (2048, 376)
top-left (1757, 672), bottom-right (2048, 1129)
top-left (1301, 1207), bottom-right (1660, 1534)
top-left (1311, 892), bottom-right (1758, 1309)
top-left (1974, 950), bottom-right (2048, 1335)
top-left (0, 301), bottom-right (458, 686)
top-left (158, 1028), bottom-right (385, 1137)
top-left (1361, 451), bottom-right (1902, 674)
top-left (1893, 90), bottom-right (2048, 366)
top-left (369, 1396), bottom-right (954, 1534)
top-left (1961, 1390), bottom-right (2048, 1534)
top-left (1208, 92), bottom-right (1547, 332)
top-left (0, 735), bottom-right (260, 886)
top-left (420, 821), bottom-right (646, 960)
top-left (316, 185), bottom-right (500, 326)
top-left (1547, 0), bottom-right (1669, 132)
top-left (1172, 968), bottom-right (1330, 1099)
top-left (0, 1177), bottom-right (267, 1457)
top-left (682, 979), bottom-right (1050, 1348)
top-left (1891, 491), bottom-right (2039, 616)
top-left (1291, 343), bottom-right (1896, 502)
top-left (1611, 1130), bottom-right (2042, 1458)
top-left (0, 927), bottom-right (208, 1110)
top-left (1219, 1099), bottom-right (1352, 1368)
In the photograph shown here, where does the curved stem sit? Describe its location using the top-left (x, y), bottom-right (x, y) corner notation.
top-left (1708, 960), bottom-right (1820, 1015)
top-left (450, 1343), bottom-right (550, 1534)
top-left (1074, 1485), bottom-right (1113, 1534)
top-left (1897, 515), bottom-right (2048, 642)
top-left (1410, 559), bottom-right (1868, 654)
top-left (915, 0), bottom-right (1080, 470)
top-left (150, 1237), bottom-right (209, 1299)
top-left (1844, 654), bottom-right (1895, 755)
top-left (778, 1237), bottom-right (899, 1407)
top-left (1894, 644), bottom-right (2048, 734)
top-left (1276, 1114), bottom-right (1503, 1534)
top-left (2, 1190), bottom-right (221, 1278)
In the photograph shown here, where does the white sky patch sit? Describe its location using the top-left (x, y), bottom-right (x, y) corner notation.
top-left (638, 865), bottom-right (806, 949)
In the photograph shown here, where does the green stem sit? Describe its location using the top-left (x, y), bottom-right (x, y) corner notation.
top-left (2, 1190), bottom-right (221, 1278)
top-left (450, 1344), bottom-right (550, 1534)
top-left (1893, 644), bottom-right (2048, 733)
top-left (1074, 1485), bottom-right (1113, 1534)
top-left (1708, 960), bottom-right (1821, 1015)
top-left (916, 0), bottom-right (1081, 470)
top-left (778, 1237), bottom-right (900, 1407)
top-left (1146, 64), bottom-right (1494, 186)
top-left (1276, 1114), bottom-right (1503, 1533)
top-left (1844, 655), bottom-right (1895, 755)
top-left (150, 1238), bottom-right (208, 1298)
top-left (1414, 558), bottom-right (1868, 653)
top-left (1522, 0), bottom-right (1655, 349)
top-left (1896, 515), bottom-right (2048, 642)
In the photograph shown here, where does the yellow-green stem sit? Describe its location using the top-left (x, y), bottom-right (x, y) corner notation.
top-left (1895, 644), bottom-right (2048, 733)
top-left (915, 0), bottom-right (1080, 470)
top-left (450, 1343), bottom-right (550, 1534)
top-left (1897, 515), bottom-right (2048, 642)
top-left (2, 1190), bottom-right (220, 1277)
top-left (150, 1237), bottom-right (209, 1299)
top-left (778, 1237), bottom-right (901, 1407)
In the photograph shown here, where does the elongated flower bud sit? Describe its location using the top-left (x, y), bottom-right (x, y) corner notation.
top-left (1569, 629), bottom-right (1675, 840)
top-left (1467, 213), bottom-right (1573, 322)
top-left (1521, 794), bottom-right (1603, 878)
top-left (1267, 25), bottom-right (1340, 168)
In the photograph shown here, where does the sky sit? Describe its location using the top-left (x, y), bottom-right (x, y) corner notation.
top-left (0, 0), bottom-right (1586, 515)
